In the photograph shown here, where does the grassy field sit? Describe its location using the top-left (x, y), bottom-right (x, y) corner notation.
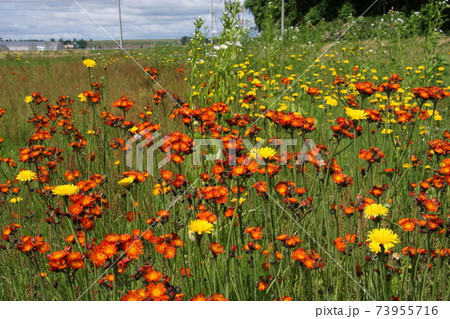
top-left (88, 39), bottom-right (182, 50)
top-left (0, 22), bottom-right (449, 301)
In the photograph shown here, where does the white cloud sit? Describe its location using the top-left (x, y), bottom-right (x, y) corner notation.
top-left (0, 0), bottom-right (251, 41)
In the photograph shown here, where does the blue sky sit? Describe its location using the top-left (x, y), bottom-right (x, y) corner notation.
top-left (1, 0), bottom-right (254, 41)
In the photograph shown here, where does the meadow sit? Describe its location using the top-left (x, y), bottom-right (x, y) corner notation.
top-left (0, 5), bottom-right (449, 301)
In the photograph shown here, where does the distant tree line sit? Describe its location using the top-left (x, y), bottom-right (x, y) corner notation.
top-left (57, 38), bottom-right (92, 49)
top-left (0, 37), bottom-right (93, 48)
top-left (245, 0), bottom-right (449, 31)
top-left (180, 36), bottom-right (192, 46)
top-left (0, 38), bottom-right (45, 42)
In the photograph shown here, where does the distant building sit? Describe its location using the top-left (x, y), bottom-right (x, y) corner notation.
top-left (0, 41), bottom-right (65, 51)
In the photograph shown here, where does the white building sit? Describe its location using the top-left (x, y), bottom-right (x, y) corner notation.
top-left (0, 41), bottom-right (65, 51)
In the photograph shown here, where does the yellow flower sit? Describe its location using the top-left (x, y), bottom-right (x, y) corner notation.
top-left (427, 110), bottom-right (443, 121)
top-left (381, 129), bottom-right (393, 134)
top-left (16, 170), bottom-right (37, 182)
top-left (188, 219), bottom-right (214, 235)
top-left (367, 228), bottom-right (400, 253)
top-left (10, 197), bottom-right (23, 203)
top-left (153, 182), bottom-right (171, 195)
top-left (52, 184), bottom-right (80, 196)
top-left (250, 147), bottom-right (276, 160)
top-left (231, 197), bottom-right (247, 205)
top-left (118, 176), bottom-right (135, 187)
top-left (364, 204), bottom-right (389, 219)
top-left (258, 147), bottom-right (277, 158)
top-left (83, 59), bottom-right (96, 68)
top-left (345, 107), bottom-right (367, 120)
top-left (325, 98), bottom-right (338, 107)
top-left (78, 93), bottom-right (87, 103)
top-left (114, 160), bottom-right (121, 165)
top-left (24, 96), bottom-right (33, 103)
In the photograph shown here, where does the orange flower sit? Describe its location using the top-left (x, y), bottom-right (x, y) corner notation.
top-left (170, 153), bottom-right (184, 163)
top-left (64, 170), bottom-right (81, 181)
top-left (144, 67), bottom-right (158, 79)
top-left (292, 248), bottom-right (308, 262)
top-left (163, 244), bottom-right (177, 259)
top-left (104, 233), bottom-right (120, 243)
top-left (359, 147), bottom-right (385, 163)
top-left (224, 207), bottom-right (237, 218)
top-left (121, 289), bottom-right (147, 301)
top-left (142, 230), bottom-right (156, 242)
top-left (306, 87), bottom-right (320, 96)
top-left (284, 235), bottom-right (301, 247)
top-left (196, 210), bottom-right (217, 223)
top-left (369, 185), bottom-right (388, 197)
top-left (412, 86), bottom-right (450, 100)
top-left (355, 81), bottom-right (377, 96)
top-left (275, 181), bottom-right (294, 197)
top-left (100, 241), bottom-right (118, 258)
top-left (398, 218), bottom-right (417, 232)
top-left (334, 238), bottom-right (347, 253)
top-left (231, 165), bottom-right (246, 176)
top-left (67, 251), bottom-right (85, 270)
top-left (140, 265), bottom-right (163, 282)
top-left (424, 200), bottom-right (438, 212)
top-left (332, 173), bottom-right (353, 187)
top-left (334, 234), bottom-right (357, 253)
top-left (48, 249), bottom-right (84, 271)
top-left (190, 293), bottom-right (208, 301)
top-left (209, 293), bottom-right (229, 301)
top-left (344, 234), bottom-right (357, 243)
top-left (292, 248), bottom-right (322, 269)
top-left (112, 95), bottom-right (135, 112)
top-left (179, 267), bottom-right (191, 277)
top-left (209, 243), bottom-right (224, 257)
top-left (48, 250), bottom-right (67, 262)
top-left (146, 282), bottom-right (169, 301)
top-left (155, 242), bottom-right (177, 259)
top-left (258, 281), bottom-right (269, 291)
top-left (65, 234), bottom-right (75, 243)
top-left (276, 234), bottom-right (301, 248)
top-left (160, 169), bottom-right (173, 181)
top-left (244, 226), bottom-right (263, 240)
top-left (123, 239), bottom-right (144, 260)
top-left (89, 248), bottom-right (108, 267)
top-left (17, 235), bottom-right (50, 254)
top-left (303, 257), bottom-right (316, 269)
top-left (198, 185), bottom-right (229, 204)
